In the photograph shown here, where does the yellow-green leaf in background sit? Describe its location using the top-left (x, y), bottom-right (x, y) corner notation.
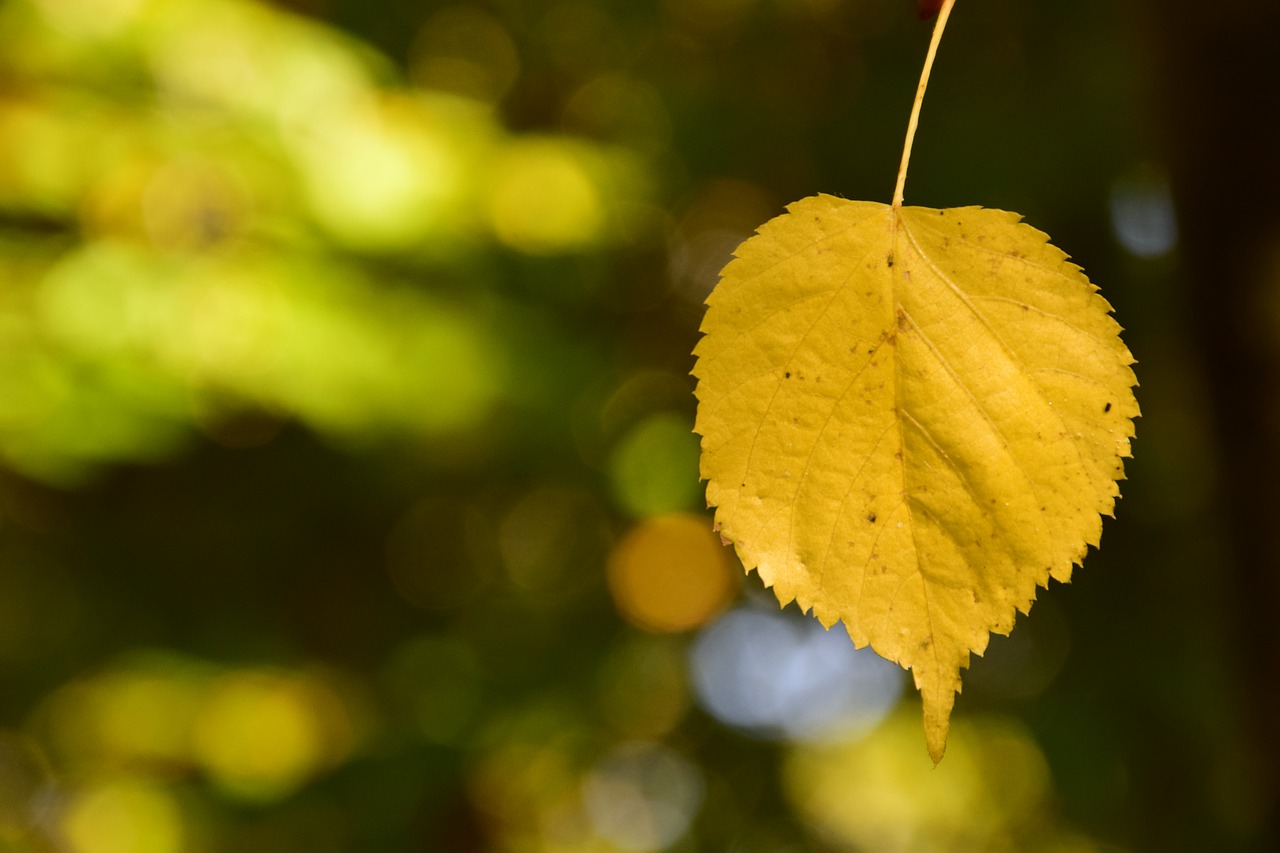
top-left (692, 195), bottom-right (1137, 762)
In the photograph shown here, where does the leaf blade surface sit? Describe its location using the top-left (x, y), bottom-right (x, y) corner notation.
top-left (693, 194), bottom-right (1137, 761)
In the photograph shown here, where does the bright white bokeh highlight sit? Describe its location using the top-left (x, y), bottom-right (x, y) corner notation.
top-left (1109, 166), bottom-right (1179, 259)
top-left (689, 604), bottom-right (904, 741)
top-left (582, 741), bottom-right (704, 852)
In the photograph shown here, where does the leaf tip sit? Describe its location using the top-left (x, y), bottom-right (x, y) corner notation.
top-left (926, 721), bottom-right (948, 766)
top-left (921, 681), bottom-right (956, 765)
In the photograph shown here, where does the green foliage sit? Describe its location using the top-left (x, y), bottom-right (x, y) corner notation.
top-left (0, 0), bottom-right (647, 483)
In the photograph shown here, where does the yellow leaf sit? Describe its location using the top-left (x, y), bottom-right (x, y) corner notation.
top-left (692, 194), bottom-right (1137, 762)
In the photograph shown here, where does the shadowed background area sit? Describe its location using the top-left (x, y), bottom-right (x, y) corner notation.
top-left (0, 0), bottom-right (1275, 850)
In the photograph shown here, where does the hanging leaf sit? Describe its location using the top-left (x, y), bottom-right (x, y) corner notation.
top-left (692, 195), bottom-right (1137, 762)
top-left (692, 0), bottom-right (1138, 762)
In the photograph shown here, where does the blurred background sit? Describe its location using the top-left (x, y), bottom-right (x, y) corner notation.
top-left (0, 0), bottom-right (1277, 850)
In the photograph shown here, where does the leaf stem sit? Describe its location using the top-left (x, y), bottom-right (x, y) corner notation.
top-left (892, 0), bottom-right (956, 209)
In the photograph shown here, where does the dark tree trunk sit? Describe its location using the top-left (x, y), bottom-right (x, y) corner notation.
top-left (1152, 0), bottom-right (1280, 845)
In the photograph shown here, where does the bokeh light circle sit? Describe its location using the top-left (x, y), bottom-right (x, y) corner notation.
top-left (607, 512), bottom-right (736, 633)
top-left (689, 604), bottom-right (904, 741)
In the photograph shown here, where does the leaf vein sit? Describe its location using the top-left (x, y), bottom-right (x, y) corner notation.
top-left (814, 419), bottom-right (898, 599)
top-left (787, 336), bottom-right (893, 590)
top-left (899, 219), bottom-right (1093, 507)
top-left (896, 303), bottom-right (1051, 535)
top-left (966, 295), bottom-right (1113, 349)
top-left (734, 243), bottom-right (883, 543)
